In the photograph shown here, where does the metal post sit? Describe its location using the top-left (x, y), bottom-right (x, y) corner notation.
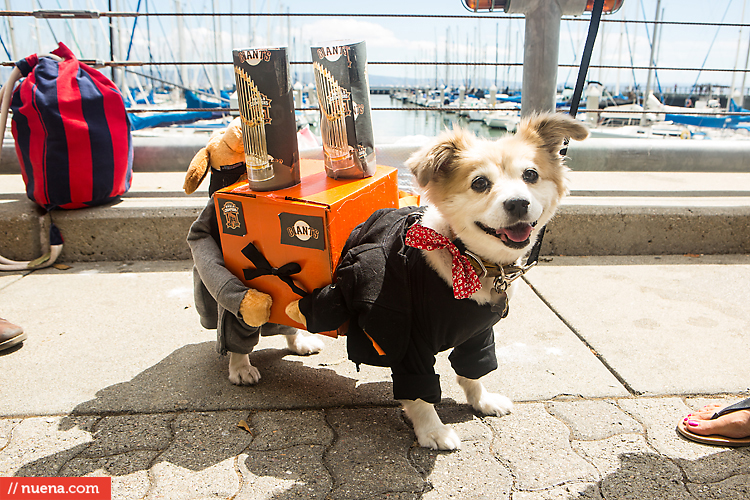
top-left (519, 2), bottom-right (562, 116)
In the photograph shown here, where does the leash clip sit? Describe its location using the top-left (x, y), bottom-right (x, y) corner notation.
top-left (492, 261), bottom-right (537, 293)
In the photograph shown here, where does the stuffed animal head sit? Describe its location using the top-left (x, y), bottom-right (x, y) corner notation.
top-left (183, 117), bottom-right (248, 196)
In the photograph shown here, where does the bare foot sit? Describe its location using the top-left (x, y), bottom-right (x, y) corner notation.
top-left (683, 401), bottom-right (750, 440)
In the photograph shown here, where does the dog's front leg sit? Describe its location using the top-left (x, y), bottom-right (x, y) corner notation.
top-left (228, 352), bottom-right (261, 385)
top-left (457, 375), bottom-right (513, 416)
top-left (400, 399), bottom-right (461, 450)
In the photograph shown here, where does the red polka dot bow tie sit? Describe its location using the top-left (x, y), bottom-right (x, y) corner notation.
top-left (405, 223), bottom-right (482, 299)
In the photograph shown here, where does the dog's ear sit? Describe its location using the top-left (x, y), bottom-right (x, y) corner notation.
top-left (516, 112), bottom-right (589, 154)
top-left (406, 128), bottom-right (474, 187)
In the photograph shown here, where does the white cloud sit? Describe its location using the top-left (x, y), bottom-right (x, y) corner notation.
top-left (299, 19), bottom-right (434, 54)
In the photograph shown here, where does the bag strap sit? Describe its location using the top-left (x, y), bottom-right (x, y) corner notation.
top-left (0, 66), bottom-right (64, 271)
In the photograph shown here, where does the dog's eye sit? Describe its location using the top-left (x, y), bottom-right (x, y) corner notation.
top-left (522, 169), bottom-right (539, 184)
top-left (471, 176), bottom-right (491, 193)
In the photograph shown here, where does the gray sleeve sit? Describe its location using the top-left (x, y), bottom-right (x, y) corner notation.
top-left (187, 199), bottom-right (248, 317)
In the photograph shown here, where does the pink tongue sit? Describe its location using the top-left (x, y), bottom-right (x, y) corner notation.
top-left (499, 223), bottom-right (533, 242)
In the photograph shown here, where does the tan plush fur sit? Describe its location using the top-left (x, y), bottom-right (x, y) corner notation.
top-left (183, 117), bottom-right (246, 195)
top-left (239, 288), bottom-right (274, 327)
top-left (285, 301), bottom-right (307, 328)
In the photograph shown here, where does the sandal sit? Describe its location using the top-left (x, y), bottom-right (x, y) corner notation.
top-left (677, 397), bottom-right (750, 447)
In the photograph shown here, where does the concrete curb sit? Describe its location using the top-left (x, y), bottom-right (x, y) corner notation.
top-left (3, 170), bottom-right (750, 261)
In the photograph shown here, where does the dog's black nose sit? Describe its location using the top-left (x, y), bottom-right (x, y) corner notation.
top-left (504, 198), bottom-right (529, 217)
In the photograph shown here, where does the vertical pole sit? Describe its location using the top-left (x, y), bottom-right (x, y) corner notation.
top-left (445, 27), bottom-right (450, 88)
top-left (109, 0), bottom-right (115, 82)
top-left (5, 0), bottom-right (17, 60)
top-left (640, 0), bottom-right (661, 126)
top-left (230, 0), bottom-right (235, 51)
top-left (741, 23), bottom-right (750, 107)
top-left (175, 0), bottom-right (187, 86)
top-left (494, 22), bottom-right (499, 87)
top-left (729, 0), bottom-right (747, 108)
top-left (249, 0), bottom-right (254, 45)
top-left (212, 0), bottom-right (223, 97)
top-left (520, 2), bottom-right (562, 116)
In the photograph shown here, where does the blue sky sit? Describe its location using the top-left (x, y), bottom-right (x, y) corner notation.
top-left (4, 1), bottom-right (750, 91)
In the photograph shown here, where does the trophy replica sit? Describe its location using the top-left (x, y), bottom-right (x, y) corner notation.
top-left (233, 46), bottom-right (300, 191)
top-left (311, 40), bottom-right (376, 179)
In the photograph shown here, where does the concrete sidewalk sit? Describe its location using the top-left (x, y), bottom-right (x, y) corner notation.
top-left (1, 256), bottom-right (749, 499)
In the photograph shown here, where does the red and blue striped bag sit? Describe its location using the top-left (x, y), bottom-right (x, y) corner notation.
top-left (9, 42), bottom-right (132, 210)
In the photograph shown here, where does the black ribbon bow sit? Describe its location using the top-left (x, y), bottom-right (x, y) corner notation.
top-left (241, 242), bottom-right (308, 297)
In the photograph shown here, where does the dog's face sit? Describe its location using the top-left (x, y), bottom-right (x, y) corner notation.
top-left (406, 112), bottom-right (588, 264)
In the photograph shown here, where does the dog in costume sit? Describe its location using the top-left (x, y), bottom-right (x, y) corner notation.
top-left (184, 117), bottom-right (324, 385)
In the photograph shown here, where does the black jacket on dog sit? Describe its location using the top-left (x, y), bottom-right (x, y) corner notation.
top-left (299, 206), bottom-right (504, 403)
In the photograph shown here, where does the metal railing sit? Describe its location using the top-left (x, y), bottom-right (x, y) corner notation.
top-left (2, 8), bottom-right (750, 121)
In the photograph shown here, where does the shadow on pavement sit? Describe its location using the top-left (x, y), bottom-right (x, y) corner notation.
top-left (575, 447), bottom-right (750, 499)
top-left (12, 341), bottom-right (470, 497)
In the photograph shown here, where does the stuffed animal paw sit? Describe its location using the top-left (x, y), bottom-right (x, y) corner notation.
top-left (239, 288), bottom-right (273, 327)
top-left (285, 300), bottom-right (307, 328)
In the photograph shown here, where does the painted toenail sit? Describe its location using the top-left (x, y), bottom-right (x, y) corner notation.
top-left (688, 420), bottom-right (699, 427)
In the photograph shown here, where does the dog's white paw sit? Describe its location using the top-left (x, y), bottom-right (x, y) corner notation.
top-left (418, 425), bottom-right (462, 451)
top-left (401, 398), bottom-right (461, 451)
top-left (474, 392), bottom-right (514, 417)
top-left (457, 375), bottom-right (513, 416)
top-left (228, 352), bottom-right (261, 385)
top-left (286, 332), bottom-right (325, 356)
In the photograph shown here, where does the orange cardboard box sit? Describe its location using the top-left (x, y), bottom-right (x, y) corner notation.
top-left (215, 159), bottom-right (399, 336)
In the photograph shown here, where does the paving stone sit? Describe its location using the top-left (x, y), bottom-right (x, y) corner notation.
top-left (546, 400), bottom-right (643, 441)
top-left (413, 410), bottom-right (513, 500)
top-left (156, 411), bottom-right (253, 471)
top-left (0, 416), bottom-right (95, 476)
top-left (597, 451), bottom-right (689, 500)
top-left (79, 413), bottom-right (175, 457)
top-left (572, 434), bottom-right (654, 479)
top-left (247, 410), bottom-right (334, 451)
top-left (325, 407), bottom-right (425, 499)
top-left (60, 450), bottom-right (158, 476)
top-left (616, 396), bottom-right (750, 483)
top-left (673, 447), bottom-right (750, 485)
top-left (686, 474), bottom-right (750, 500)
top-left (111, 473), bottom-right (152, 500)
top-left (59, 462), bottom-right (152, 500)
top-left (511, 482), bottom-right (603, 500)
top-left (485, 403), bottom-right (599, 491)
top-left (239, 446), bottom-right (331, 499)
top-left (0, 418), bottom-right (22, 450)
top-left (148, 457), bottom-right (240, 499)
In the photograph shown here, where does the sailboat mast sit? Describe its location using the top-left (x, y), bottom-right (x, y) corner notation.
top-left (640, 0), bottom-right (661, 126)
top-left (175, 0), bottom-right (187, 85)
top-left (729, 0), bottom-right (748, 108)
top-left (4, 0), bottom-right (17, 59)
top-left (212, 0), bottom-right (223, 97)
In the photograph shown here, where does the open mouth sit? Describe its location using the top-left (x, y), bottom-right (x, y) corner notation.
top-left (476, 221), bottom-right (537, 249)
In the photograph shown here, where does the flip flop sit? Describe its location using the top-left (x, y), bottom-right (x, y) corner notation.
top-left (676, 397), bottom-right (750, 447)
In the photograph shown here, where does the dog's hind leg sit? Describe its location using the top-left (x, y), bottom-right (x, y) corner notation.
top-left (457, 375), bottom-right (513, 416)
top-left (285, 331), bottom-right (325, 355)
top-left (401, 399), bottom-right (461, 450)
top-left (228, 352), bottom-right (261, 385)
